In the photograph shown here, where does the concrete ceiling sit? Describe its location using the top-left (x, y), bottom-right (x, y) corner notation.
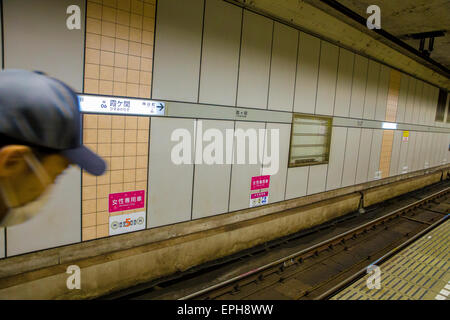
top-left (336, 0), bottom-right (450, 70)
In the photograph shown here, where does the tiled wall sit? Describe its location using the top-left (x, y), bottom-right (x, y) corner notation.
top-left (82, 0), bottom-right (155, 241)
top-left (84, 0), bottom-right (155, 97)
top-left (82, 115), bottom-right (149, 240)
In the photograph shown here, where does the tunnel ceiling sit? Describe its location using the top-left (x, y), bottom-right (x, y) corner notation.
top-left (336, 0), bottom-right (450, 70)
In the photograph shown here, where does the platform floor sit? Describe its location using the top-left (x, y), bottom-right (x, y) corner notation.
top-left (331, 218), bottom-right (450, 300)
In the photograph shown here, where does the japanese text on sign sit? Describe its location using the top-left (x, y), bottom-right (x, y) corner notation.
top-left (109, 190), bottom-right (145, 213)
top-left (251, 175), bottom-right (270, 190)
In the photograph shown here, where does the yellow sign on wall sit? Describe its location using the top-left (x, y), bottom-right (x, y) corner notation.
top-left (402, 131), bottom-right (409, 142)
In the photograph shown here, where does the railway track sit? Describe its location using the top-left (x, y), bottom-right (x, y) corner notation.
top-left (105, 181), bottom-right (450, 300)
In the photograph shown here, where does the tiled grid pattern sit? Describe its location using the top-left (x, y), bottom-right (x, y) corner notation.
top-left (82, 0), bottom-right (155, 241)
top-left (84, 0), bottom-right (155, 97)
top-left (331, 220), bottom-right (449, 300)
top-left (379, 70), bottom-right (401, 178)
top-left (82, 115), bottom-right (149, 240)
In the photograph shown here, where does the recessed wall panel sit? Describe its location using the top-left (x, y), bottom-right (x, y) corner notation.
top-left (7, 167), bottom-right (81, 256)
top-left (261, 123), bottom-right (290, 203)
top-left (355, 128), bottom-right (373, 184)
top-left (418, 84), bottom-right (429, 126)
top-left (3, 0), bottom-right (85, 90)
top-left (268, 23), bottom-right (298, 112)
top-left (333, 49), bottom-right (354, 117)
top-left (285, 166), bottom-right (309, 200)
top-left (362, 60), bottom-right (380, 120)
top-left (237, 10), bottom-right (273, 109)
top-left (326, 127), bottom-right (347, 190)
top-left (349, 55), bottom-right (368, 118)
top-left (341, 128), bottom-right (361, 187)
top-left (199, 0), bottom-right (242, 106)
top-left (147, 117), bottom-right (195, 228)
top-left (192, 120), bottom-right (234, 219)
top-left (294, 32), bottom-right (321, 114)
top-left (153, 0), bottom-right (204, 102)
top-left (367, 129), bottom-right (383, 181)
top-left (229, 122), bottom-right (266, 211)
top-left (315, 42), bottom-right (339, 116)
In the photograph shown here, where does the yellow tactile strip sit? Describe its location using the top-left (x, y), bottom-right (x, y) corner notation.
top-left (331, 219), bottom-right (450, 300)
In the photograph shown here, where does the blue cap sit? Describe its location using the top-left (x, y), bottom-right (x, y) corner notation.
top-left (0, 69), bottom-right (106, 176)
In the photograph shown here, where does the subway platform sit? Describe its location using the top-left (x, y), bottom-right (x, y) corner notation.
top-left (331, 218), bottom-right (450, 300)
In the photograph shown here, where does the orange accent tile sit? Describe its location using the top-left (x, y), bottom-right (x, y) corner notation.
top-left (87, 2), bottom-right (103, 19)
top-left (96, 224), bottom-right (109, 238)
top-left (86, 18), bottom-right (102, 34)
top-left (82, 226), bottom-right (96, 241)
top-left (86, 33), bottom-right (101, 49)
top-left (130, 14), bottom-right (143, 29)
top-left (131, 0), bottom-right (143, 14)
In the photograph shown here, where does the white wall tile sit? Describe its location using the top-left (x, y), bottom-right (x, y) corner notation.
top-left (293, 32), bottom-right (320, 114)
top-left (412, 80), bottom-right (424, 124)
top-left (315, 41), bottom-right (339, 116)
top-left (396, 74), bottom-right (409, 123)
top-left (404, 77), bottom-right (416, 124)
top-left (237, 10), bottom-right (273, 109)
top-left (374, 65), bottom-right (390, 121)
top-left (355, 128), bottom-right (373, 184)
top-left (192, 120), bottom-right (234, 219)
top-left (341, 128), bottom-right (361, 187)
top-left (268, 23), bottom-right (298, 112)
top-left (333, 49), bottom-right (354, 117)
top-left (348, 55), bottom-right (368, 118)
top-left (3, 0), bottom-right (85, 90)
top-left (362, 60), bottom-right (380, 120)
top-left (307, 164), bottom-right (328, 195)
top-left (7, 167), bottom-right (81, 256)
top-left (153, 0), bottom-right (204, 102)
top-left (147, 117), bottom-right (195, 228)
top-left (199, 0), bottom-right (242, 106)
top-left (389, 130), bottom-right (402, 176)
top-left (326, 127), bottom-right (347, 190)
top-left (261, 123), bottom-right (291, 203)
top-left (229, 121), bottom-right (266, 211)
top-left (285, 166), bottom-right (309, 200)
top-left (367, 129), bottom-right (383, 181)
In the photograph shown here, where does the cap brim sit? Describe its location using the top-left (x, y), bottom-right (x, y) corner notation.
top-left (61, 146), bottom-right (107, 176)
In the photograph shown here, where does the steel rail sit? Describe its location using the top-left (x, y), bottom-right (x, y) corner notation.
top-left (178, 186), bottom-right (449, 300)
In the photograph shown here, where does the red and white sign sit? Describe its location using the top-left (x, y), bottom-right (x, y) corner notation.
top-left (109, 190), bottom-right (145, 213)
top-left (250, 175), bottom-right (270, 190)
